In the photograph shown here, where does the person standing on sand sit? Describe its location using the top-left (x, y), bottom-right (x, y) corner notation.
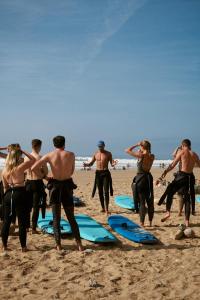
top-left (125, 140), bottom-right (155, 227)
top-left (83, 141), bottom-right (117, 215)
top-left (25, 139), bottom-right (48, 234)
top-left (31, 135), bottom-right (83, 251)
top-left (156, 139), bottom-right (200, 227)
top-left (1, 145), bottom-right (36, 252)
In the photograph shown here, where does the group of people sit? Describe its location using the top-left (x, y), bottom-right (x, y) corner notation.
top-left (0, 136), bottom-right (200, 253)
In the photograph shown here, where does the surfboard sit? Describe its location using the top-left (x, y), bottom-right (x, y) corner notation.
top-left (108, 215), bottom-right (158, 244)
top-left (196, 195), bottom-right (200, 203)
top-left (37, 211), bottom-right (72, 235)
top-left (74, 214), bottom-right (117, 243)
top-left (115, 195), bottom-right (135, 210)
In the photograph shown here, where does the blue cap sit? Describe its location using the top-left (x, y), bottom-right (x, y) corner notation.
top-left (97, 140), bottom-right (105, 147)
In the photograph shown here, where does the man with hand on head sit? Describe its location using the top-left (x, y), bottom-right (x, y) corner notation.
top-left (31, 135), bottom-right (83, 251)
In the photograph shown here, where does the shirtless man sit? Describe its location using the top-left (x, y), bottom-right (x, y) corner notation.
top-left (31, 135), bottom-right (83, 251)
top-left (156, 139), bottom-right (200, 226)
top-left (25, 139), bottom-right (48, 234)
top-left (83, 141), bottom-right (117, 215)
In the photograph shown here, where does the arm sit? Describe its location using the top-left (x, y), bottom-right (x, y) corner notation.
top-left (125, 143), bottom-right (143, 159)
top-left (0, 147), bottom-right (8, 159)
top-left (83, 154), bottom-right (96, 167)
top-left (194, 153), bottom-right (200, 168)
top-left (18, 150), bottom-right (36, 172)
top-left (160, 151), bottom-right (182, 180)
top-left (2, 172), bottom-right (9, 192)
top-left (109, 153), bottom-right (118, 167)
top-left (31, 154), bottom-right (49, 175)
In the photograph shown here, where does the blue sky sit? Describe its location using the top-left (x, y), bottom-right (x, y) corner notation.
top-left (0, 0), bottom-right (199, 158)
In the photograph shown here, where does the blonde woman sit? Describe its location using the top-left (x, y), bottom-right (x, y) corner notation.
top-left (125, 141), bottom-right (155, 226)
top-left (1, 145), bottom-right (35, 252)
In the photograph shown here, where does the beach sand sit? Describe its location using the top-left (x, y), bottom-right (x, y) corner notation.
top-left (0, 168), bottom-right (200, 300)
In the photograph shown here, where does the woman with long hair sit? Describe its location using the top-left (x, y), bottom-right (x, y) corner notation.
top-left (125, 140), bottom-right (155, 226)
top-left (1, 144), bottom-right (35, 252)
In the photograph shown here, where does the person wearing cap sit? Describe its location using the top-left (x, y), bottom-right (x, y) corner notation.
top-left (83, 141), bottom-right (117, 215)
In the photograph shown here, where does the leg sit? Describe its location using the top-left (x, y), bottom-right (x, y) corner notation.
top-left (184, 192), bottom-right (191, 227)
top-left (63, 203), bottom-right (83, 251)
top-left (190, 174), bottom-right (195, 215)
top-left (138, 193), bottom-right (146, 226)
top-left (96, 176), bottom-right (105, 212)
top-left (15, 192), bottom-right (28, 251)
top-left (103, 175), bottom-right (110, 215)
top-left (31, 191), bottom-right (40, 232)
top-left (52, 202), bottom-right (62, 250)
top-left (1, 197), bottom-right (12, 251)
top-left (177, 193), bottom-right (184, 216)
top-left (131, 181), bottom-right (139, 213)
top-left (146, 195), bottom-right (154, 226)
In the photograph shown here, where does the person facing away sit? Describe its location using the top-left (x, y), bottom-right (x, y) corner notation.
top-left (31, 135), bottom-right (83, 251)
top-left (25, 139), bottom-right (48, 234)
top-left (156, 139), bottom-right (200, 227)
top-left (1, 144), bottom-right (36, 252)
top-left (125, 140), bottom-right (155, 227)
top-left (83, 141), bottom-right (117, 215)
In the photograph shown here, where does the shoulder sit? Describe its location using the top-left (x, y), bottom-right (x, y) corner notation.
top-left (105, 150), bottom-right (112, 156)
top-left (66, 151), bottom-right (75, 157)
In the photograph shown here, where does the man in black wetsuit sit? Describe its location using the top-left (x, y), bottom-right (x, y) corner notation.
top-left (83, 141), bottom-right (117, 215)
top-left (156, 139), bottom-right (200, 227)
top-left (31, 135), bottom-right (83, 251)
top-left (25, 139), bottom-right (48, 233)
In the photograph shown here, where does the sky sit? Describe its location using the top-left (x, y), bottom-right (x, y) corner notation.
top-left (0, 0), bottom-right (199, 158)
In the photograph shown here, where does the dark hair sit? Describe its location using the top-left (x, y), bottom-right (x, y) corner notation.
top-left (32, 139), bottom-right (42, 149)
top-left (53, 135), bottom-right (65, 148)
top-left (181, 139), bottom-right (191, 149)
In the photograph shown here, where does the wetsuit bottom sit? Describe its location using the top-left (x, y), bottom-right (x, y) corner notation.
top-left (49, 179), bottom-right (81, 246)
top-left (1, 187), bottom-right (28, 248)
top-left (96, 170), bottom-right (111, 211)
top-left (26, 180), bottom-right (46, 230)
top-left (165, 172), bottom-right (192, 220)
top-left (133, 173), bottom-right (154, 224)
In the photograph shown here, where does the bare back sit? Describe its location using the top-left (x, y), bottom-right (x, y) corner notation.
top-left (95, 150), bottom-right (112, 170)
top-left (26, 152), bottom-right (46, 180)
top-left (142, 153), bottom-right (154, 172)
top-left (180, 149), bottom-right (199, 173)
top-left (43, 149), bottom-right (75, 180)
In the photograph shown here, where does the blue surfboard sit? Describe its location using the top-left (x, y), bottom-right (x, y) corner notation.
top-left (74, 214), bottom-right (117, 243)
top-left (196, 195), bottom-right (200, 203)
top-left (115, 195), bottom-right (135, 210)
top-left (108, 215), bottom-right (158, 244)
top-left (37, 211), bottom-right (72, 235)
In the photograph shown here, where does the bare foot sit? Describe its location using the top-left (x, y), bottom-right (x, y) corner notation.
top-left (140, 223), bottom-right (145, 227)
top-left (178, 212), bottom-right (182, 217)
top-left (21, 247), bottom-right (28, 252)
top-left (185, 220), bottom-right (189, 227)
top-left (106, 210), bottom-right (111, 216)
top-left (55, 244), bottom-right (62, 251)
top-left (77, 242), bottom-right (84, 252)
top-left (161, 213), bottom-right (170, 222)
top-left (100, 209), bottom-right (105, 213)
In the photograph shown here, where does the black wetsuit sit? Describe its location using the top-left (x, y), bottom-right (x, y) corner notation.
top-left (92, 170), bottom-right (113, 211)
top-left (25, 179), bottom-right (46, 230)
top-left (48, 178), bottom-right (81, 246)
top-left (158, 172), bottom-right (195, 214)
top-left (159, 171), bottom-right (193, 220)
top-left (1, 187), bottom-right (29, 248)
top-left (132, 157), bottom-right (154, 224)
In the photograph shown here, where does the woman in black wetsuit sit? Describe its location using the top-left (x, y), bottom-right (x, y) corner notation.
top-left (125, 141), bottom-right (155, 226)
top-left (1, 145), bottom-right (35, 252)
